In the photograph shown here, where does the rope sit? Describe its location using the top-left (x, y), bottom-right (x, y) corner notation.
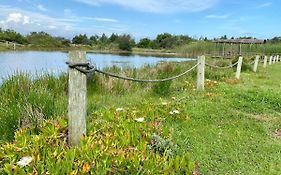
top-left (66, 62), bottom-right (199, 83)
top-left (95, 63), bottom-right (199, 83)
top-left (66, 61), bottom-right (95, 74)
top-left (249, 60), bottom-right (255, 65)
top-left (205, 61), bottom-right (239, 69)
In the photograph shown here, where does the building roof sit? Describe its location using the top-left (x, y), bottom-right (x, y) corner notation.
top-left (214, 39), bottom-right (266, 44)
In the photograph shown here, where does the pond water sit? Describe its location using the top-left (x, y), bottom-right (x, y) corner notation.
top-left (0, 51), bottom-right (194, 82)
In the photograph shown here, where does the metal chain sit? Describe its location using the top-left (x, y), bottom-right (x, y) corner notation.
top-left (66, 61), bottom-right (199, 83)
top-left (205, 61), bottom-right (239, 69)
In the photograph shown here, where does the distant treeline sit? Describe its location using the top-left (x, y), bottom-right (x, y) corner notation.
top-left (1, 28), bottom-right (281, 52)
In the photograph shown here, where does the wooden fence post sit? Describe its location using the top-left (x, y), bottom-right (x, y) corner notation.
top-left (277, 55), bottom-right (280, 62)
top-left (68, 51), bottom-right (87, 146)
top-left (269, 56), bottom-right (273, 65)
top-left (197, 55), bottom-right (205, 91)
top-left (273, 56), bottom-right (276, 64)
top-left (253, 55), bottom-right (259, 72)
top-left (235, 56), bottom-right (243, 80)
top-left (263, 56), bottom-right (268, 68)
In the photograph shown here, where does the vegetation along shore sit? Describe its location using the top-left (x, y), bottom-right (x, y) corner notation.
top-left (1, 28), bottom-right (281, 57)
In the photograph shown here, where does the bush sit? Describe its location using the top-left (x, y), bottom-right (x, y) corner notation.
top-left (117, 35), bottom-right (134, 51)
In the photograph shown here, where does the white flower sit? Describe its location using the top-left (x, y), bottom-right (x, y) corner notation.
top-left (169, 110), bottom-right (180, 115)
top-left (16, 156), bottom-right (32, 167)
top-left (135, 117), bottom-right (145, 122)
top-left (116, 108), bottom-right (124, 112)
top-left (162, 102), bottom-right (168, 105)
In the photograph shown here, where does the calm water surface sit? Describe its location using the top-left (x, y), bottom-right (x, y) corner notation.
top-left (0, 51), bottom-right (193, 82)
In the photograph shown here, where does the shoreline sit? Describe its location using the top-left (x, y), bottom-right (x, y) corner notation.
top-left (0, 46), bottom-right (194, 58)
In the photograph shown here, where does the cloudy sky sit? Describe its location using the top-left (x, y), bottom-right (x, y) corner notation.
top-left (0, 0), bottom-right (280, 39)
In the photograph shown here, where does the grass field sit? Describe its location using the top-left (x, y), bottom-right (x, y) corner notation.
top-left (0, 59), bottom-right (281, 174)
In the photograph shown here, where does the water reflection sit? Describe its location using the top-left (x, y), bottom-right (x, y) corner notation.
top-left (0, 51), bottom-right (194, 83)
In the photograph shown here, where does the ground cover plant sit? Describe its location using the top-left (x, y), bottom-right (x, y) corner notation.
top-left (0, 59), bottom-right (281, 174)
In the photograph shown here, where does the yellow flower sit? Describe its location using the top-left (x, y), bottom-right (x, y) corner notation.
top-left (82, 163), bottom-right (91, 173)
top-left (69, 170), bottom-right (78, 175)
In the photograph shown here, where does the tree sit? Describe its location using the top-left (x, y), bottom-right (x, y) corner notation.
top-left (155, 33), bottom-right (183, 49)
top-left (220, 35), bottom-right (228, 40)
top-left (72, 34), bottom-right (89, 45)
top-left (56, 37), bottom-right (71, 46)
top-left (89, 35), bottom-right (99, 45)
top-left (26, 32), bottom-right (61, 46)
top-left (138, 38), bottom-right (152, 48)
top-left (99, 33), bottom-right (109, 44)
top-left (0, 29), bottom-right (27, 44)
top-left (117, 34), bottom-right (135, 51)
top-left (109, 33), bottom-right (118, 43)
top-left (270, 36), bottom-right (281, 43)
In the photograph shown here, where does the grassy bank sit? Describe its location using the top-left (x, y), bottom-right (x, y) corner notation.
top-left (0, 59), bottom-right (281, 174)
top-left (0, 44), bottom-right (185, 58)
top-left (2, 42), bottom-right (281, 58)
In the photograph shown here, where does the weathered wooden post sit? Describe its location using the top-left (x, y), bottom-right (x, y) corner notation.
top-left (277, 55), bottom-right (280, 62)
top-left (222, 43), bottom-right (225, 57)
top-left (263, 56), bottom-right (268, 68)
top-left (253, 55), bottom-right (259, 72)
top-left (197, 55), bottom-right (205, 91)
top-left (273, 56), bottom-right (276, 64)
top-left (269, 56), bottom-right (273, 65)
top-left (235, 56), bottom-right (243, 80)
top-left (68, 51), bottom-right (87, 146)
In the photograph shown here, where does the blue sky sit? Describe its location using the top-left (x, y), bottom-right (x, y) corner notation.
top-left (0, 0), bottom-right (280, 40)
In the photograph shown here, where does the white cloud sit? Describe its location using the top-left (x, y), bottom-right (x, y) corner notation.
top-left (256, 2), bottom-right (272, 8)
top-left (0, 5), bottom-right (127, 37)
top-left (0, 6), bottom-right (76, 36)
top-left (47, 25), bottom-right (56, 29)
top-left (23, 16), bottom-right (30, 24)
top-left (37, 4), bottom-right (47, 12)
top-left (83, 17), bottom-right (118, 23)
top-left (206, 14), bottom-right (229, 19)
top-left (7, 13), bottom-right (23, 23)
top-left (73, 0), bottom-right (219, 13)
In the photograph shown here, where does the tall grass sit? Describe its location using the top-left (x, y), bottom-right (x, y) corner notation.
top-left (0, 73), bottom-right (68, 141)
top-left (0, 60), bottom-right (236, 141)
top-left (176, 41), bottom-right (281, 57)
top-left (1, 59), bottom-right (280, 174)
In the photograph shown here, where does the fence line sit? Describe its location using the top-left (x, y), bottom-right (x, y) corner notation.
top-left (66, 51), bottom-right (280, 146)
top-left (205, 61), bottom-right (239, 69)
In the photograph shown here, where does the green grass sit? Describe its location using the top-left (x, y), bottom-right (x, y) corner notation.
top-left (0, 60), bottom-right (281, 174)
top-left (176, 41), bottom-right (281, 57)
top-left (166, 63), bottom-right (281, 174)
